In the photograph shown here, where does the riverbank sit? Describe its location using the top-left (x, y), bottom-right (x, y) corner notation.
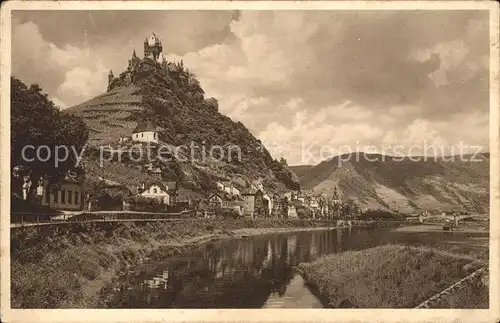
top-left (298, 244), bottom-right (488, 308)
top-left (11, 218), bottom-right (338, 308)
top-left (393, 223), bottom-right (489, 233)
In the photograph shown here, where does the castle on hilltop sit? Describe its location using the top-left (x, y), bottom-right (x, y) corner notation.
top-left (107, 32), bottom-right (174, 91)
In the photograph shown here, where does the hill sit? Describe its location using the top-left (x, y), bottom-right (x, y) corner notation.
top-left (293, 152), bottom-right (489, 213)
top-left (67, 85), bottom-right (142, 145)
top-left (289, 165), bottom-right (314, 178)
top-left (65, 44), bottom-right (299, 192)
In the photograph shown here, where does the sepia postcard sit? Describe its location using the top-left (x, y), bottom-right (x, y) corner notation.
top-left (1, 1), bottom-right (499, 323)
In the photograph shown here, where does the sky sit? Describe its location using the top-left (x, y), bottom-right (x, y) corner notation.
top-left (11, 10), bottom-right (490, 165)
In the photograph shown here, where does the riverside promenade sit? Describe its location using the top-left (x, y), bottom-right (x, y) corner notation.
top-left (10, 210), bottom-right (195, 228)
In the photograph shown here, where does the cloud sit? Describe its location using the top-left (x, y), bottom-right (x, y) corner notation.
top-left (56, 64), bottom-right (108, 108)
top-left (12, 17), bottom-right (109, 109)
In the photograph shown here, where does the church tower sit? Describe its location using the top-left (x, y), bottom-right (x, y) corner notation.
top-left (143, 33), bottom-right (163, 63)
top-left (333, 186), bottom-right (339, 200)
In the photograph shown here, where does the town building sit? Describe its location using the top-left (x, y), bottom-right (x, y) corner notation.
top-left (118, 135), bottom-right (132, 143)
top-left (296, 192), bottom-right (306, 205)
top-left (319, 195), bottom-right (329, 217)
top-left (309, 196), bottom-right (320, 209)
top-left (241, 188), bottom-right (267, 217)
top-left (208, 193), bottom-right (224, 209)
top-left (216, 180), bottom-right (241, 196)
top-left (271, 193), bottom-right (283, 218)
top-left (308, 195), bottom-right (321, 218)
top-left (330, 186), bottom-right (342, 218)
top-left (242, 190), bottom-right (255, 217)
top-left (208, 193), bottom-right (244, 215)
top-left (283, 191), bottom-right (297, 201)
top-left (177, 187), bottom-right (203, 207)
top-left (150, 167), bottom-right (162, 179)
top-left (287, 205), bottom-right (298, 218)
top-left (230, 186), bottom-right (241, 196)
top-left (162, 181), bottom-right (200, 207)
top-left (196, 200), bottom-right (211, 217)
top-left (225, 196), bottom-right (245, 216)
top-left (132, 120), bottom-right (159, 144)
top-left (263, 193), bottom-right (273, 216)
top-left (139, 181), bottom-right (170, 205)
top-left (223, 181), bottom-right (241, 196)
top-left (40, 176), bottom-right (85, 211)
top-left (216, 181), bottom-right (225, 191)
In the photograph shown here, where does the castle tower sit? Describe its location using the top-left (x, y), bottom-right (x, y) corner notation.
top-left (144, 33), bottom-right (163, 63)
top-left (107, 70), bottom-right (114, 91)
top-left (128, 48), bottom-right (140, 71)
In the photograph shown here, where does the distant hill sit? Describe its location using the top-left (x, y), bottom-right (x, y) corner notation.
top-left (65, 48), bottom-right (299, 192)
top-left (293, 152), bottom-right (490, 214)
top-left (289, 165), bottom-right (314, 178)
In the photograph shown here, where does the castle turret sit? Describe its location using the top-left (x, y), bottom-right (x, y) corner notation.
top-left (107, 70), bottom-right (114, 91)
top-left (128, 48), bottom-right (140, 71)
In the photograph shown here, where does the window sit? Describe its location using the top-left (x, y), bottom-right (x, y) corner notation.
top-left (75, 191), bottom-right (79, 205)
top-left (68, 190), bottom-right (73, 204)
top-left (153, 188), bottom-right (158, 194)
top-left (61, 189), bottom-right (66, 203)
top-left (141, 133), bottom-right (144, 138)
top-left (54, 189), bottom-right (59, 203)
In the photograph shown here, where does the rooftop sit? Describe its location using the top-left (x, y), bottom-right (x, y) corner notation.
top-left (133, 120), bottom-right (157, 134)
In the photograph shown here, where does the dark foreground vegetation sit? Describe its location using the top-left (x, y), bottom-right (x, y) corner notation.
top-left (11, 218), bottom-right (333, 308)
top-left (298, 244), bottom-right (487, 308)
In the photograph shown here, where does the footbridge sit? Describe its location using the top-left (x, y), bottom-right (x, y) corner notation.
top-left (417, 214), bottom-right (487, 223)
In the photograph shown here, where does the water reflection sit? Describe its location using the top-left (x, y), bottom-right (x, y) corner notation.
top-left (109, 227), bottom-right (488, 308)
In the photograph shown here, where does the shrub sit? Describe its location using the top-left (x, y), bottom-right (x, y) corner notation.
top-left (296, 206), bottom-right (312, 219)
top-left (127, 195), bottom-right (163, 212)
top-left (362, 209), bottom-right (401, 220)
top-left (219, 208), bottom-right (240, 219)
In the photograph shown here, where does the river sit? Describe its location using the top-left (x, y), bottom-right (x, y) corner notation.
top-left (106, 226), bottom-right (488, 308)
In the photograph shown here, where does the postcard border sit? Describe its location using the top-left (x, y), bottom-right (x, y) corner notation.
top-left (1, 1), bottom-right (499, 323)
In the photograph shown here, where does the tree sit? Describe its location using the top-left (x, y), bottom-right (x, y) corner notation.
top-left (279, 157), bottom-right (288, 167)
top-left (171, 163), bottom-right (186, 205)
top-left (11, 77), bottom-right (89, 199)
top-left (317, 196), bottom-right (326, 218)
top-left (204, 97), bottom-right (219, 112)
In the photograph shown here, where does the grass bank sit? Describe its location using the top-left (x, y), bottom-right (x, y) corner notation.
top-left (11, 218), bottom-right (335, 308)
top-left (431, 277), bottom-right (489, 308)
top-left (298, 244), bottom-right (486, 308)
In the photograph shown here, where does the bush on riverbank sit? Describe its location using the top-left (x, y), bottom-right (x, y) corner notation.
top-left (298, 244), bottom-right (482, 308)
top-left (11, 218), bottom-right (333, 308)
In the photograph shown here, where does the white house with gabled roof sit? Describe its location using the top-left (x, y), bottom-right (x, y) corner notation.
top-left (132, 120), bottom-right (159, 144)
